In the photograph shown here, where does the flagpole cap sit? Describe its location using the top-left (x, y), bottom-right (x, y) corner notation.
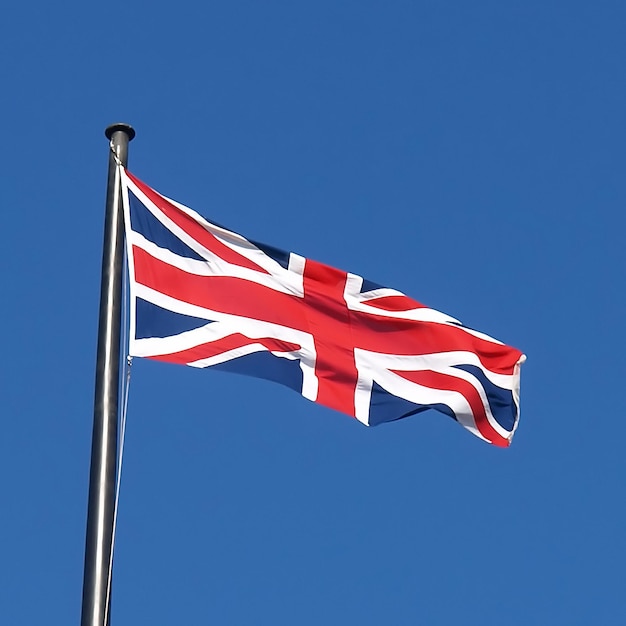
top-left (105, 123), bottom-right (136, 141)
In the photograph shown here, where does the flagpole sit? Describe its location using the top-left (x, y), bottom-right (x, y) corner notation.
top-left (81, 123), bottom-right (135, 626)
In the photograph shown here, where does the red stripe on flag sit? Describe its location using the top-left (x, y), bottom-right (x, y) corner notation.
top-left (132, 246), bottom-right (303, 329)
top-left (127, 170), bottom-right (270, 275)
top-left (365, 295), bottom-right (427, 311)
top-left (392, 368), bottom-right (510, 446)
top-left (149, 333), bottom-right (301, 365)
top-left (349, 316), bottom-right (522, 375)
top-left (302, 259), bottom-right (358, 416)
top-left (133, 245), bottom-right (521, 382)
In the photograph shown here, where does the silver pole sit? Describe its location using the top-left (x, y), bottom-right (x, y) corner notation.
top-left (81, 123), bottom-right (135, 626)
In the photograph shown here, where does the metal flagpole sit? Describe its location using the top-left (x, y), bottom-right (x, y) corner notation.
top-left (81, 123), bottom-right (135, 626)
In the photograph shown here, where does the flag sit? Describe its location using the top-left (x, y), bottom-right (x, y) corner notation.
top-left (121, 168), bottom-right (525, 446)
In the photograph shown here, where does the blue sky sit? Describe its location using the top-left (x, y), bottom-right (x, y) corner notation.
top-left (2, 1), bottom-right (625, 624)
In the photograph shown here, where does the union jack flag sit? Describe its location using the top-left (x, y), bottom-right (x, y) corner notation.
top-left (121, 168), bottom-right (525, 447)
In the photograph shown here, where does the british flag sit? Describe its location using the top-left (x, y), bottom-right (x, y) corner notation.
top-left (121, 168), bottom-right (525, 447)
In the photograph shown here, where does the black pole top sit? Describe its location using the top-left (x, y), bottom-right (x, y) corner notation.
top-left (105, 123), bottom-right (135, 141)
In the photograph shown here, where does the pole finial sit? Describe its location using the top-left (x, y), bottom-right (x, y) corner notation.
top-left (105, 123), bottom-right (136, 141)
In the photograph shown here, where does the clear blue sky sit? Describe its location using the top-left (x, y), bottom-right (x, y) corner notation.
top-left (2, 1), bottom-right (625, 624)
